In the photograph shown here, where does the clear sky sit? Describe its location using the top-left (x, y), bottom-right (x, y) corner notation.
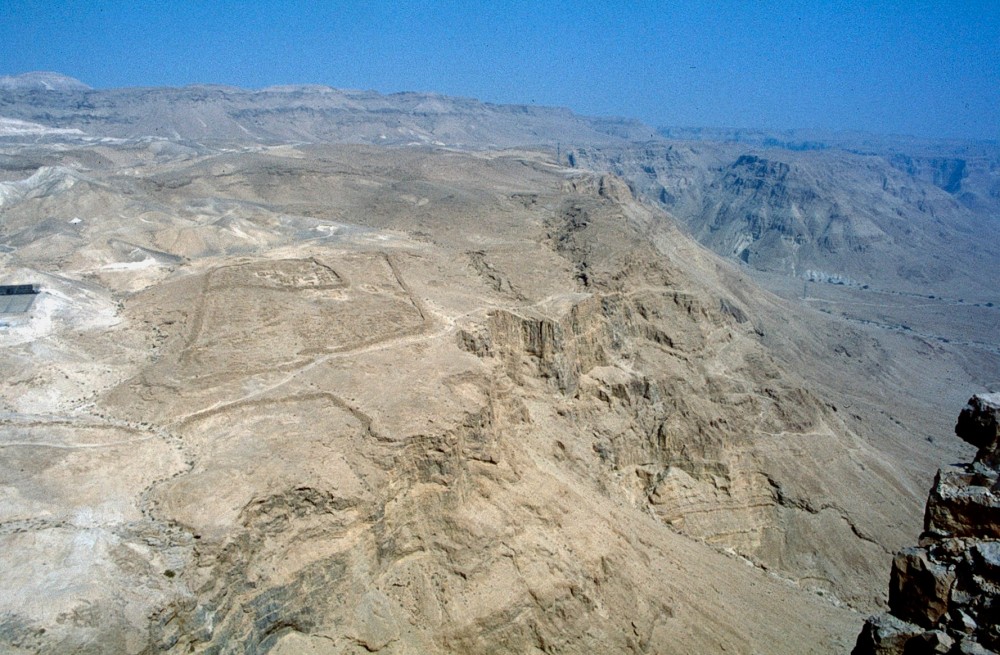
top-left (2, 1), bottom-right (998, 140)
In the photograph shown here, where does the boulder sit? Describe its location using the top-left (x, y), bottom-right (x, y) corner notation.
top-left (923, 468), bottom-right (1000, 539)
top-left (852, 614), bottom-right (923, 655)
top-left (956, 393), bottom-right (1000, 466)
top-left (888, 547), bottom-right (954, 628)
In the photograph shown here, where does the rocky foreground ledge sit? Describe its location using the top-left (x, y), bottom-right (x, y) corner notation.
top-left (854, 394), bottom-right (1000, 654)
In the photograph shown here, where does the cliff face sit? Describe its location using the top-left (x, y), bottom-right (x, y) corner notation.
top-left (854, 394), bottom-right (1000, 655)
top-left (567, 144), bottom-right (999, 300)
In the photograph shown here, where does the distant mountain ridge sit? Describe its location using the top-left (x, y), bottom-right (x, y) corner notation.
top-left (657, 125), bottom-right (1000, 217)
top-left (0, 74), bottom-right (654, 146)
top-left (0, 71), bottom-right (91, 92)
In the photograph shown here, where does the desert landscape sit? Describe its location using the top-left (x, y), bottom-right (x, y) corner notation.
top-left (0, 72), bottom-right (997, 653)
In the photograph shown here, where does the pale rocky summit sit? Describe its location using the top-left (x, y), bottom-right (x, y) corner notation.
top-left (0, 72), bottom-right (91, 91)
top-left (853, 394), bottom-right (1000, 655)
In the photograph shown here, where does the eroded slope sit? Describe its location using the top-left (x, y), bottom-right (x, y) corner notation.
top-left (0, 142), bottom-right (971, 653)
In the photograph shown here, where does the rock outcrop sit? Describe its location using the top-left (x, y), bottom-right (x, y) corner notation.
top-left (853, 393), bottom-right (1000, 654)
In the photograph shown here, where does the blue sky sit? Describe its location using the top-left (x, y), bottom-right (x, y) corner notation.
top-left (2, 1), bottom-right (998, 140)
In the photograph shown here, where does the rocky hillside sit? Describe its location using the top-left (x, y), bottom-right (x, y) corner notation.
top-left (0, 133), bottom-right (970, 653)
top-left (3, 74), bottom-right (996, 301)
top-left (853, 394), bottom-right (1000, 654)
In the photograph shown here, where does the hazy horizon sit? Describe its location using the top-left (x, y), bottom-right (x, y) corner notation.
top-left (2, 1), bottom-right (998, 141)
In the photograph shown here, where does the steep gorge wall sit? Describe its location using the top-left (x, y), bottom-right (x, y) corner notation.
top-left (567, 145), bottom-right (998, 298)
top-left (451, 188), bottom-right (915, 608)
